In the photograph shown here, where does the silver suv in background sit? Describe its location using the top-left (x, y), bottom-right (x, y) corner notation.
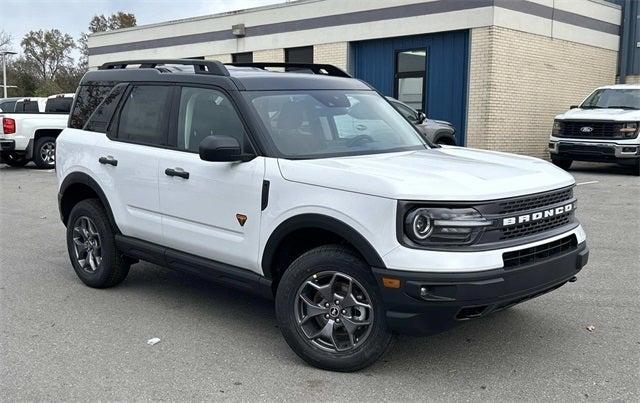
top-left (386, 97), bottom-right (456, 145)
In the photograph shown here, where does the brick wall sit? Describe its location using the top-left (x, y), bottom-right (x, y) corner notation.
top-left (205, 54), bottom-right (232, 63)
top-left (314, 42), bottom-right (349, 71)
top-left (253, 48), bottom-right (284, 63)
top-left (467, 26), bottom-right (617, 158)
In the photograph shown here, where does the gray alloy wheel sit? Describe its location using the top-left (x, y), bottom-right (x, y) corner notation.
top-left (294, 271), bottom-right (374, 352)
top-left (71, 216), bottom-right (103, 273)
top-left (39, 141), bottom-right (56, 166)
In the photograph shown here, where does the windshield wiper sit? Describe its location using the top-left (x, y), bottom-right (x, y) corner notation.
top-left (578, 105), bottom-right (603, 109)
top-left (606, 105), bottom-right (639, 110)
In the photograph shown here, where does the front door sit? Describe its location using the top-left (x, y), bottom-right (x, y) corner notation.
top-left (157, 86), bottom-right (265, 273)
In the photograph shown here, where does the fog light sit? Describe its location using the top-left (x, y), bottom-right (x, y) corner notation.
top-left (621, 146), bottom-right (637, 153)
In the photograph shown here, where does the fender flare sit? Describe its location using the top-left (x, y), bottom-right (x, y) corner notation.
top-left (58, 171), bottom-right (119, 232)
top-left (432, 130), bottom-right (456, 145)
top-left (261, 214), bottom-right (386, 279)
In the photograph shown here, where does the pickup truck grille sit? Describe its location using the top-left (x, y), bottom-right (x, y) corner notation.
top-left (497, 187), bottom-right (573, 215)
top-left (556, 121), bottom-right (637, 140)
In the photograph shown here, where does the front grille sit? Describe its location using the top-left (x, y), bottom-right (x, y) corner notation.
top-left (497, 187), bottom-right (573, 215)
top-left (558, 143), bottom-right (615, 156)
top-left (557, 121), bottom-right (637, 140)
top-left (500, 213), bottom-right (573, 240)
top-left (503, 235), bottom-right (577, 268)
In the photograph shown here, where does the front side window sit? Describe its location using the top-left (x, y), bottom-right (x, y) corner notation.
top-left (581, 88), bottom-right (640, 110)
top-left (117, 85), bottom-right (172, 145)
top-left (245, 90), bottom-right (426, 158)
top-left (177, 87), bottom-right (251, 153)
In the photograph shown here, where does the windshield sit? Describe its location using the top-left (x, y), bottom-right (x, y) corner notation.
top-left (244, 90), bottom-right (427, 158)
top-left (580, 88), bottom-right (640, 110)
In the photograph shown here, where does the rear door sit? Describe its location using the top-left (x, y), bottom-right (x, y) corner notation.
top-left (156, 85), bottom-right (265, 272)
top-left (93, 84), bottom-right (173, 244)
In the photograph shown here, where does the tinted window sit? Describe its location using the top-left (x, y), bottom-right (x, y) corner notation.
top-left (232, 52), bottom-right (253, 63)
top-left (117, 85), bottom-right (171, 145)
top-left (69, 85), bottom-right (114, 129)
top-left (85, 84), bottom-right (128, 133)
top-left (15, 100), bottom-right (40, 113)
top-left (285, 46), bottom-right (313, 63)
top-left (177, 87), bottom-right (251, 153)
top-left (0, 100), bottom-right (16, 112)
top-left (45, 97), bottom-right (73, 113)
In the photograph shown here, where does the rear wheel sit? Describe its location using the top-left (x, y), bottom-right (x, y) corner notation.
top-left (275, 245), bottom-right (392, 372)
top-left (66, 199), bottom-right (130, 288)
top-left (551, 157), bottom-right (572, 170)
top-left (33, 136), bottom-right (56, 169)
top-left (1, 152), bottom-right (28, 167)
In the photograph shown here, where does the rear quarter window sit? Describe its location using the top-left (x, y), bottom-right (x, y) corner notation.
top-left (69, 85), bottom-right (115, 129)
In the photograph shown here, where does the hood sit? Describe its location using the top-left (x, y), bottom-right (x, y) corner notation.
top-left (278, 147), bottom-right (574, 201)
top-left (556, 107), bottom-right (640, 121)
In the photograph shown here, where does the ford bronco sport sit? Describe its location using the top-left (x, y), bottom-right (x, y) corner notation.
top-left (57, 60), bottom-right (589, 372)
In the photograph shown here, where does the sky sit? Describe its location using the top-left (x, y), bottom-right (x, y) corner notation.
top-left (0, 0), bottom-right (286, 60)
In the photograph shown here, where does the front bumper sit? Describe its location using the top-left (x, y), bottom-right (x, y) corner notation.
top-left (549, 140), bottom-right (640, 164)
top-left (373, 240), bottom-right (588, 335)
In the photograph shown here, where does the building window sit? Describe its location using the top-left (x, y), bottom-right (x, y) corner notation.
top-left (232, 52), bottom-right (253, 63)
top-left (285, 46), bottom-right (314, 64)
top-left (395, 49), bottom-right (427, 112)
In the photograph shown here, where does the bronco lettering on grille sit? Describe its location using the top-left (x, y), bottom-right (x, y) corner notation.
top-left (502, 202), bottom-right (574, 227)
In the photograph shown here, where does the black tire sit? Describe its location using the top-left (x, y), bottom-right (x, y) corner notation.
top-left (633, 160), bottom-right (640, 176)
top-left (33, 136), bottom-right (57, 169)
top-left (1, 152), bottom-right (28, 167)
top-left (66, 199), bottom-right (130, 288)
top-left (275, 245), bottom-right (392, 372)
top-left (551, 157), bottom-right (572, 170)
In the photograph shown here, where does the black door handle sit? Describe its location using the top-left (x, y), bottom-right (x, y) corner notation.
top-left (98, 156), bottom-right (118, 166)
top-left (165, 168), bottom-right (189, 179)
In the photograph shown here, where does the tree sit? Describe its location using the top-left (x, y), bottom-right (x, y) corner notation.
top-left (78, 12), bottom-right (136, 68)
top-left (21, 29), bottom-right (75, 83)
top-left (0, 30), bottom-right (11, 51)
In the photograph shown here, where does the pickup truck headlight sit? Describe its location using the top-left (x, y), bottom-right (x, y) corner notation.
top-left (552, 120), bottom-right (563, 136)
top-left (619, 122), bottom-right (638, 138)
top-left (404, 207), bottom-right (493, 246)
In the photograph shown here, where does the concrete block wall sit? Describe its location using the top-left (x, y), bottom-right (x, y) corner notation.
top-left (467, 26), bottom-right (617, 158)
top-left (254, 49), bottom-right (284, 63)
top-left (205, 54), bottom-right (232, 63)
top-left (313, 42), bottom-right (349, 71)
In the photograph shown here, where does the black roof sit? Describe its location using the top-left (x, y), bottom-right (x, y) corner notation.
top-left (81, 60), bottom-right (371, 91)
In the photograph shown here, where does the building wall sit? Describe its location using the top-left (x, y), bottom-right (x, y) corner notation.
top-left (466, 26), bottom-right (618, 158)
top-left (204, 54), bottom-right (232, 63)
top-left (313, 42), bottom-right (349, 71)
top-left (253, 48), bottom-right (284, 63)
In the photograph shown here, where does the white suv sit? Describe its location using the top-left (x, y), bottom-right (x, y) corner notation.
top-left (56, 60), bottom-right (589, 372)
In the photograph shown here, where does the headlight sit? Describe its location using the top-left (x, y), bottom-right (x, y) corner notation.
top-left (552, 120), bottom-right (563, 136)
top-left (404, 207), bottom-right (492, 246)
top-left (619, 122), bottom-right (638, 138)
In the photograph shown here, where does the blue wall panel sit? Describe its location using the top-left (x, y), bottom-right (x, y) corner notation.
top-left (353, 30), bottom-right (469, 145)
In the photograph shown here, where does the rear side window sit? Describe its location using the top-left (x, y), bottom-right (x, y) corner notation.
top-left (0, 100), bottom-right (16, 112)
top-left (69, 85), bottom-right (114, 129)
top-left (45, 97), bottom-right (73, 113)
top-left (117, 85), bottom-right (172, 145)
top-left (14, 100), bottom-right (40, 113)
top-left (84, 84), bottom-right (127, 133)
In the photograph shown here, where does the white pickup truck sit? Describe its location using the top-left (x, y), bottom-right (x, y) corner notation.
top-left (549, 84), bottom-right (640, 175)
top-left (0, 93), bottom-right (74, 168)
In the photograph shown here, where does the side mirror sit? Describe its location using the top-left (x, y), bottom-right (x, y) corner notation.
top-left (199, 135), bottom-right (254, 162)
top-left (417, 112), bottom-right (427, 123)
top-left (570, 105), bottom-right (579, 109)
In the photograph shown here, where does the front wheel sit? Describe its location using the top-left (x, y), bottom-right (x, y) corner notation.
top-left (275, 245), bottom-right (392, 372)
top-left (33, 136), bottom-right (57, 169)
top-left (551, 157), bottom-right (572, 170)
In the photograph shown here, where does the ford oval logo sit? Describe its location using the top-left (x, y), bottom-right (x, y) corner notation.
top-left (580, 126), bottom-right (594, 133)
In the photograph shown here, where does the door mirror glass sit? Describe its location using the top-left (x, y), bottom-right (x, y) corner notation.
top-left (417, 111), bottom-right (427, 123)
top-left (199, 135), bottom-right (252, 162)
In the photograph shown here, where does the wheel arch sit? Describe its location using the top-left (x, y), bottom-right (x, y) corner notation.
top-left (433, 130), bottom-right (456, 145)
top-left (59, 172), bottom-right (119, 232)
top-left (34, 128), bottom-right (63, 142)
top-left (261, 214), bottom-right (386, 284)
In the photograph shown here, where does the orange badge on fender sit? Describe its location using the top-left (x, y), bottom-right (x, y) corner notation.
top-left (236, 214), bottom-right (247, 226)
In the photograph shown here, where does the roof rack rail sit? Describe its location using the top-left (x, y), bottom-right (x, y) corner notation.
top-left (226, 62), bottom-right (351, 78)
top-left (99, 59), bottom-right (230, 76)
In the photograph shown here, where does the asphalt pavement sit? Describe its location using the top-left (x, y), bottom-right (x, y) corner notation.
top-left (0, 161), bottom-right (638, 400)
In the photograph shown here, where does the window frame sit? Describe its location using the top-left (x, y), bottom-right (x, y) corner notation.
top-left (393, 48), bottom-right (428, 113)
top-left (109, 83), bottom-right (176, 149)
